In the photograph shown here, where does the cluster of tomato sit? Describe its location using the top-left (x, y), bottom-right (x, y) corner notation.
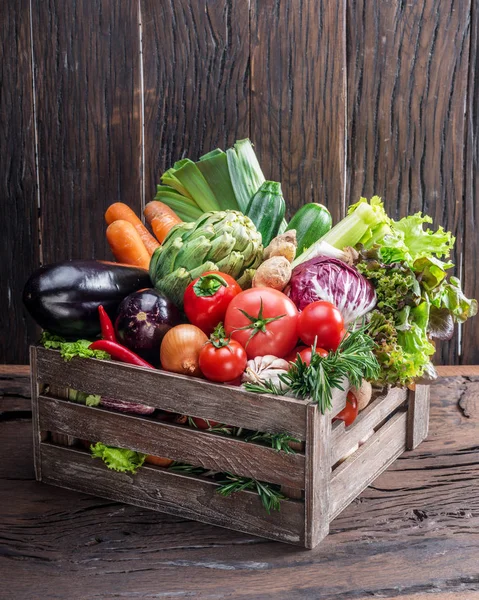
top-left (182, 270), bottom-right (357, 426)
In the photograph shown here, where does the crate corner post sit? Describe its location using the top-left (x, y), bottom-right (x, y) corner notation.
top-left (406, 384), bottom-right (430, 450)
top-left (304, 403), bottom-right (332, 549)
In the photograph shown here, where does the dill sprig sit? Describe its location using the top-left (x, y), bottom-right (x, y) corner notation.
top-left (216, 474), bottom-right (285, 513)
top-left (245, 326), bottom-right (380, 414)
top-left (244, 431), bottom-right (300, 453)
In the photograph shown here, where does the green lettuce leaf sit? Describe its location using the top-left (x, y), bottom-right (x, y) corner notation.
top-left (393, 213), bottom-right (455, 261)
top-left (431, 276), bottom-right (478, 323)
top-left (40, 332), bottom-right (110, 361)
top-left (90, 443), bottom-right (146, 474)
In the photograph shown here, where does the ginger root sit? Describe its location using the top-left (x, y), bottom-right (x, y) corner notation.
top-left (253, 256), bottom-right (292, 291)
top-left (263, 230), bottom-right (297, 263)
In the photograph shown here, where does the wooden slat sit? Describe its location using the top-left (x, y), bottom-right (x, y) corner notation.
top-left (463, 0), bottom-right (479, 365)
top-left (304, 404), bottom-right (331, 549)
top-left (31, 0), bottom-right (142, 263)
top-left (34, 347), bottom-right (308, 439)
top-left (40, 443), bottom-right (305, 546)
top-left (30, 347), bottom-right (41, 481)
top-left (346, 0), bottom-right (471, 365)
top-left (329, 411), bottom-right (407, 521)
top-left (0, 0), bottom-right (39, 363)
top-left (406, 385), bottom-right (430, 450)
top-left (436, 366), bottom-right (479, 377)
top-left (141, 0), bottom-right (250, 204)
top-left (331, 387), bottom-right (407, 466)
top-left (250, 0), bottom-right (347, 221)
top-left (38, 395), bottom-right (305, 488)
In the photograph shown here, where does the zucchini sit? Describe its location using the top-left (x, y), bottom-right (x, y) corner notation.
top-left (286, 203), bottom-right (332, 255)
top-left (246, 181), bottom-right (285, 246)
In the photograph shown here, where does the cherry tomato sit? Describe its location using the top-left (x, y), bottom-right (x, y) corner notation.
top-left (298, 346), bottom-right (328, 365)
top-left (183, 271), bottom-right (242, 335)
top-left (333, 391), bottom-right (358, 427)
top-left (224, 288), bottom-right (299, 359)
top-left (297, 301), bottom-right (344, 351)
top-left (284, 345), bottom-right (308, 362)
top-left (199, 337), bottom-right (247, 382)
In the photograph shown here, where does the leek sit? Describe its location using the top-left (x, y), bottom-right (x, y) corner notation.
top-left (197, 149), bottom-right (239, 211)
top-left (172, 159), bottom-right (220, 213)
top-left (161, 167), bottom-right (194, 200)
top-left (292, 197), bottom-right (391, 267)
top-left (227, 139), bottom-right (265, 211)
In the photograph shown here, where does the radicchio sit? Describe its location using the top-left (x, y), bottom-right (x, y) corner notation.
top-left (287, 257), bottom-right (377, 324)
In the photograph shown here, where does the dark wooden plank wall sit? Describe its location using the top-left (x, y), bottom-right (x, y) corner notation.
top-left (1, 0), bottom-right (477, 365)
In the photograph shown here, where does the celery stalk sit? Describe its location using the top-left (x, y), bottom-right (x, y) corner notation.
top-left (292, 197), bottom-right (391, 267)
top-left (197, 149), bottom-right (239, 211)
top-left (227, 139), bottom-right (265, 212)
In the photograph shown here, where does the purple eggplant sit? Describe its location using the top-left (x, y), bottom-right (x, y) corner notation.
top-left (115, 289), bottom-right (182, 361)
top-left (23, 260), bottom-right (151, 337)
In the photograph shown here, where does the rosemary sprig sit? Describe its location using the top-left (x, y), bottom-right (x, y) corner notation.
top-left (168, 462), bottom-right (209, 475)
top-left (244, 326), bottom-right (380, 414)
top-left (216, 474), bottom-right (285, 513)
top-left (244, 431), bottom-right (300, 453)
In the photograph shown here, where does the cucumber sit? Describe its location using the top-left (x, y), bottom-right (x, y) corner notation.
top-left (246, 181), bottom-right (285, 246)
top-left (286, 203), bottom-right (332, 255)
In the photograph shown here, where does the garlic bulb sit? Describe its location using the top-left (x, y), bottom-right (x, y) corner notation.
top-left (241, 355), bottom-right (290, 389)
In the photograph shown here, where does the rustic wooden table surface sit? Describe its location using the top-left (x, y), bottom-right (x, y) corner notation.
top-left (1, 366), bottom-right (479, 600)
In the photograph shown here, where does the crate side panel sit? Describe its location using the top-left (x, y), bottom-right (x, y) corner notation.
top-left (406, 385), bottom-right (430, 450)
top-left (331, 387), bottom-right (408, 465)
top-left (35, 348), bottom-right (307, 439)
top-left (329, 411), bottom-right (407, 521)
top-left (39, 443), bottom-right (305, 545)
top-left (38, 395), bottom-right (305, 488)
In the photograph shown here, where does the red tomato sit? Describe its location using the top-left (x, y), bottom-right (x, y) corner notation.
top-left (224, 288), bottom-right (299, 359)
top-left (297, 301), bottom-right (344, 351)
top-left (333, 391), bottom-right (358, 427)
top-left (284, 345), bottom-right (308, 362)
top-left (190, 417), bottom-right (220, 430)
top-left (199, 338), bottom-right (247, 382)
top-left (183, 271), bottom-right (242, 335)
top-left (298, 346), bottom-right (328, 365)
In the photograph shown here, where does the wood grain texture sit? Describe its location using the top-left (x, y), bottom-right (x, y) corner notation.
top-left (346, 0), bottom-right (471, 365)
top-left (1, 374), bottom-right (478, 599)
top-left (40, 443), bottom-right (305, 546)
top-left (304, 404), bottom-right (331, 548)
top-left (250, 0), bottom-right (347, 221)
top-left (406, 384), bottom-right (430, 450)
top-left (34, 347), bottom-right (309, 438)
top-left (38, 394), bottom-right (305, 488)
top-left (141, 0), bottom-right (250, 204)
top-left (31, 0), bottom-right (142, 263)
top-left (0, 0), bottom-right (39, 364)
top-left (330, 410), bottom-right (407, 521)
top-left (463, 0), bottom-right (479, 365)
top-left (331, 387), bottom-right (407, 466)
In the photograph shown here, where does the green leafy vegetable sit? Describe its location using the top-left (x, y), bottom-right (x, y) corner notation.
top-left (90, 443), bottom-right (146, 474)
top-left (40, 332), bottom-right (110, 362)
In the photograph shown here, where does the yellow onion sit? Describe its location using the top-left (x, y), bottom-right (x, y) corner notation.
top-left (160, 324), bottom-right (207, 377)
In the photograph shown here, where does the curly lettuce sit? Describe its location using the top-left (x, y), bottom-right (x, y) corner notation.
top-left (90, 442), bottom-right (146, 474)
top-left (40, 331), bottom-right (110, 361)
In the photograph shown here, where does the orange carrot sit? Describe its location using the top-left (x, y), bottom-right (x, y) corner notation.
top-left (105, 202), bottom-right (159, 255)
top-left (150, 214), bottom-right (183, 244)
top-left (106, 220), bottom-right (151, 270)
top-left (144, 201), bottom-right (183, 243)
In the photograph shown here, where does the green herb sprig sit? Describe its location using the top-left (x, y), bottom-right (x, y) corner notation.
top-left (244, 431), bottom-right (300, 453)
top-left (244, 326), bottom-right (380, 413)
top-left (216, 474), bottom-right (285, 513)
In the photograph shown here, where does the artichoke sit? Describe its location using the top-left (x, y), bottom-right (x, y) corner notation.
top-left (149, 211), bottom-right (263, 307)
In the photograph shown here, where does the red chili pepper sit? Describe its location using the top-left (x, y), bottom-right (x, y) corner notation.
top-left (98, 305), bottom-right (117, 342)
top-left (89, 340), bottom-right (154, 369)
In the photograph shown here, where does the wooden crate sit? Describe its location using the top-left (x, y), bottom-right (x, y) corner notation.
top-left (30, 346), bottom-right (430, 548)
